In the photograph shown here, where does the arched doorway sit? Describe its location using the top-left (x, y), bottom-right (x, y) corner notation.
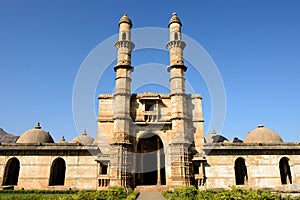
top-left (49, 157), bottom-right (66, 186)
top-left (2, 157), bottom-right (20, 186)
top-left (235, 157), bottom-right (248, 185)
top-left (136, 133), bottom-right (166, 185)
top-left (279, 157), bottom-right (292, 184)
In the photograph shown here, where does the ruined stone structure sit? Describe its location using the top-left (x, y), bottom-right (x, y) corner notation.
top-left (1, 13), bottom-right (300, 191)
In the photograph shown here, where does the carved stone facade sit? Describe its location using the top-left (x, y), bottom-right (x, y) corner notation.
top-left (0, 13), bottom-right (300, 191)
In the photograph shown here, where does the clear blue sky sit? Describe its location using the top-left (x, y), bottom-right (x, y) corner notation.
top-left (1, 0), bottom-right (300, 142)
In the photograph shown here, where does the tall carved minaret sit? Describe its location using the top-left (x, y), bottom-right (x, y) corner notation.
top-left (167, 13), bottom-right (188, 142)
top-left (110, 13), bottom-right (134, 188)
top-left (166, 12), bottom-right (191, 186)
top-left (113, 13), bottom-right (134, 143)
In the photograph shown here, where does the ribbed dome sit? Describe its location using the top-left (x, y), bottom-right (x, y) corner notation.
top-left (168, 12), bottom-right (182, 27)
top-left (70, 130), bottom-right (94, 145)
top-left (119, 13), bottom-right (132, 28)
top-left (244, 124), bottom-right (283, 143)
top-left (206, 130), bottom-right (228, 143)
top-left (16, 123), bottom-right (54, 144)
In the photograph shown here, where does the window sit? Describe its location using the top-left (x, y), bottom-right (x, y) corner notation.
top-left (145, 101), bottom-right (155, 111)
top-left (174, 32), bottom-right (178, 40)
top-left (122, 32), bottom-right (126, 40)
top-left (102, 165), bottom-right (108, 175)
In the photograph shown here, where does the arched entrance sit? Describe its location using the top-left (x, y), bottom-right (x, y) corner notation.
top-left (49, 157), bottom-right (66, 186)
top-left (136, 133), bottom-right (166, 185)
top-left (279, 157), bottom-right (292, 184)
top-left (2, 157), bottom-right (20, 186)
top-left (235, 157), bottom-right (248, 185)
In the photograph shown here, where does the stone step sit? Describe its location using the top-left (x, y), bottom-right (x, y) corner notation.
top-left (137, 191), bottom-right (166, 200)
top-left (136, 185), bottom-right (171, 192)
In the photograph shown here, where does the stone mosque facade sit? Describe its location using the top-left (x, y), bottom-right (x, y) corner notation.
top-left (1, 13), bottom-right (300, 191)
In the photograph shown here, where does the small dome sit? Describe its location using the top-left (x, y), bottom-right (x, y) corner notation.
top-left (231, 137), bottom-right (243, 143)
top-left (119, 13), bottom-right (132, 28)
top-left (205, 130), bottom-right (228, 143)
top-left (70, 130), bottom-right (94, 145)
top-left (16, 123), bottom-right (54, 143)
top-left (168, 12), bottom-right (182, 27)
top-left (57, 136), bottom-right (68, 143)
top-left (244, 124), bottom-right (283, 143)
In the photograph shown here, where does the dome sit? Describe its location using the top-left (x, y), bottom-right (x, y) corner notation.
top-left (244, 124), bottom-right (283, 143)
top-left (70, 130), bottom-right (94, 145)
top-left (205, 130), bottom-right (228, 143)
top-left (230, 137), bottom-right (243, 143)
top-left (168, 12), bottom-right (182, 27)
top-left (16, 123), bottom-right (54, 143)
top-left (57, 136), bottom-right (68, 144)
top-left (119, 13), bottom-right (132, 28)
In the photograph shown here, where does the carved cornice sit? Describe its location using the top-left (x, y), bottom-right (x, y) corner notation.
top-left (166, 40), bottom-right (186, 50)
top-left (114, 40), bottom-right (135, 51)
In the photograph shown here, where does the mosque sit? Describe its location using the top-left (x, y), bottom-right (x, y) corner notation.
top-left (1, 13), bottom-right (300, 191)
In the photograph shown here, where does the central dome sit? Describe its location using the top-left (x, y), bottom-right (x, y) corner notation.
top-left (16, 123), bottom-right (54, 144)
top-left (244, 124), bottom-right (283, 143)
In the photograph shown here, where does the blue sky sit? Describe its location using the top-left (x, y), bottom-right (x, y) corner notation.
top-left (1, 0), bottom-right (300, 142)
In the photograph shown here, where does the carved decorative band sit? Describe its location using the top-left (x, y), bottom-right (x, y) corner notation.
top-left (114, 41), bottom-right (135, 51)
top-left (113, 117), bottom-right (132, 121)
top-left (169, 76), bottom-right (186, 81)
top-left (167, 64), bottom-right (187, 72)
top-left (114, 88), bottom-right (131, 94)
top-left (115, 76), bottom-right (132, 81)
top-left (170, 92), bottom-right (187, 97)
top-left (166, 40), bottom-right (186, 50)
top-left (114, 65), bottom-right (134, 72)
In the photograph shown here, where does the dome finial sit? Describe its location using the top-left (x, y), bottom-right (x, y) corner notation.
top-left (168, 12), bottom-right (182, 27)
top-left (82, 129), bottom-right (87, 136)
top-left (212, 129), bottom-right (217, 134)
top-left (258, 124), bottom-right (264, 128)
top-left (35, 122), bottom-right (41, 129)
top-left (60, 136), bottom-right (65, 142)
top-left (119, 13), bottom-right (132, 28)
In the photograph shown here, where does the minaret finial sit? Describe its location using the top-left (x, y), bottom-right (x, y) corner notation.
top-left (168, 12), bottom-right (182, 27)
top-left (119, 13), bottom-right (132, 28)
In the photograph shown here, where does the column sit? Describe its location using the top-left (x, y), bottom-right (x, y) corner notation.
top-left (157, 137), bottom-right (161, 185)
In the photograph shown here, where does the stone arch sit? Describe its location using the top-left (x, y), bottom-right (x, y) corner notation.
top-left (234, 157), bottom-right (248, 185)
top-left (2, 157), bottom-right (20, 186)
top-left (136, 131), bottom-right (166, 148)
top-left (136, 132), bottom-right (166, 185)
top-left (279, 157), bottom-right (292, 184)
top-left (49, 157), bottom-right (66, 186)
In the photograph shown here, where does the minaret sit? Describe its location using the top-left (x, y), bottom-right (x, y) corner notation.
top-left (166, 12), bottom-right (191, 186)
top-left (166, 12), bottom-right (188, 141)
top-left (113, 13), bottom-right (134, 143)
top-left (110, 13), bottom-right (134, 188)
